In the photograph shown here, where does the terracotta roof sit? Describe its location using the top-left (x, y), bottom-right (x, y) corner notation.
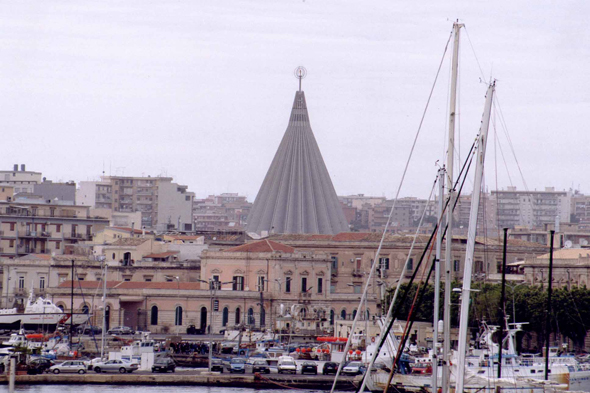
top-left (110, 238), bottom-right (149, 246)
top-left (144, 251), bottom-right (179, 258)
top-left (225, 239), bottom-right (295, 253)
top-left (59, 280), bottom-right (121, 289)
top-left (167, 235), bottom-right (203, 241)
top-left (536, 248), bottom-right (590, 260)
top-left (19, 254), bottom-right (52, 260)
top-left (112, 227), bottom-right (146, 235)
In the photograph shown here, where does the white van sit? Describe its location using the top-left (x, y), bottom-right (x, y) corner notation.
top-left (277, 356), bottom-right (297, 374)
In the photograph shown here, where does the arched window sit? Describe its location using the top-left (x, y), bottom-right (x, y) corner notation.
top-left (82, 305), bottom-right (89, 314)
top-left (57, 304), bottom-right (65, 312)
top-left (235, 308), bottom-right (241, 325)
top-left (352, 310), bottom-right (357, 320)
top-left (366, 309), bottom-right (370, 320)
top-left (105, 306), bottom-right (110, 331)
top-left (341, 309), bottom-right (346, 320)
top-left (175, 306), bottom-right (183, 326)
top-left (200, 307), bottom-right (207, 332)
top-left (222, 307), bottom-right (229, 327)
top-left (247, 308), bottom-right (254, 325)
top-left (330, 309), bottom-right (335, 325)
top-left (151, 305), bottom-right (158, 325)
top-left (260, 307), bottom-right (266, 326)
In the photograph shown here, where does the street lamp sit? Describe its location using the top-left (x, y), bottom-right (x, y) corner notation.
top-left (197, 278), bottom-right (233, 372)
top-left (165, 276), bottom-right (181, 334)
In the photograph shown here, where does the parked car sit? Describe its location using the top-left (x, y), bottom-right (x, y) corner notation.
top-left (49, 360), bottom-right (87, 374)
top-left (107, 326), bottom-right (135, 335)
top-left (246, 359), bottom-right (270, 374)
top-left (186, 325), bottom-right (204, 335)
top-left (210, 358), bottom-right (224, 373)
top-left (77, 325), bottom-right (103, 335)
top-left (86, 357), bottom-right (104, 371)
top-left (411, 362), bottom-right (433, 375)
top-left (228, 357), bottom-right (247, 373)
top-left (322, 361), bottom-right (339, 375)
top-left (151, 358), bottom-right (176, 373)
top-left (301, 361), bottom-right (318, 375)
top-left (93, 359), bottom-right (139, 373)
top-left (277, 356), bottom-right (297, 374)
top-left (342, 361), bottom-right (364, 375)
top-left (27, 358), bottom-right (54, 375)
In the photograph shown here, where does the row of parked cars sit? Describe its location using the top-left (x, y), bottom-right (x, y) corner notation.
top-left (27, 358), bottom-right (140, 375)
top-left (209, 356), bottom-right (364, 376)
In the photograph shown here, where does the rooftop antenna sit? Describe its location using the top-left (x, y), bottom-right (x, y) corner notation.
top-left (294, 66), bottom-right (307, 92)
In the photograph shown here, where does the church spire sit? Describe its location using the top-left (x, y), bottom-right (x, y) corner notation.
top-left (246, 69), bottom-right (349, 235)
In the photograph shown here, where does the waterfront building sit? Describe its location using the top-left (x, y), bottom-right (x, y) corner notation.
top-left (78, 175), bottom-right (195, 232)
top-left (246, 85), bottom-right (349, 235)
top-left (522, 248), bottom-right (590, 288)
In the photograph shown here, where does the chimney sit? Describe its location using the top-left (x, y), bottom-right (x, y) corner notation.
top-left (13, 164), bottom-right (18, 171)
top-left (21, 164), bottom-right (25, 171)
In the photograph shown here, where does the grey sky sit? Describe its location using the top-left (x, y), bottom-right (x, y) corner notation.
top-left (1, 1), bottom-right (588, 200)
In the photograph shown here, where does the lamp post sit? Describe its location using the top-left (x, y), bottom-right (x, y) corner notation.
top-left (197, 278), bottom-right (233, 372)
top-left (165, 275), bottom-right (181, 334)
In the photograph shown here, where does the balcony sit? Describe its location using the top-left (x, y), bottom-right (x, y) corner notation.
top-left (352, 269), bottom-right (364, 277)
top-left (298, 292), bottom-right (312, 304)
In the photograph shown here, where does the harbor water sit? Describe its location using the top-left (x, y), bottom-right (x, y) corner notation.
top-left (10, 386), bottom-right (333, 393)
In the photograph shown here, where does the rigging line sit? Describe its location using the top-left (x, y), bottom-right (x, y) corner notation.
top-left (356, 175), bottom-right (438, 393)
top-left (494, 94), bottom-right (529, 192)
top-left (384, 258), bottom-right (436, 392)
top-left (358, 142), bottom-right (478, 392)
top-left (464, 26), bottom-right (487, 82)
top-left (330, 27), bottom-right (454, 393)
top-left (493, 105), bottom-right (502, 240)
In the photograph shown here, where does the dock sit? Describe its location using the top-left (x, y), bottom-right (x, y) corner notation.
top-left (0, 371), bottom-right (358, 390)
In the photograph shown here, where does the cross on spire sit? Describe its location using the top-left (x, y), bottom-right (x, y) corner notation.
top-left (294, 66), bottom-right (307, 91)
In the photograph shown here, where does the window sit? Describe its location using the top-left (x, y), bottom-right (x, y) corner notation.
top-left (331, 256), bottom-right (338, 272)
top-left (407, 258), bottom-right (414, 271)
top-left (55, 241), bottom-right (61, 249)
top-left (18, 276), bottom-right (25, 290)
top-left (260, 308), bottom-right (266, 326)
top-left (317, 278), bottom-right (323, 294)
top-left (211, 275), bottom-right (220, 290)
top-left (257, 276), bottom-right (265, 292)
top-left (235, 308), bottom-right (241, 325)
top-left (151, 306), bottom-right (158, 325)
top-left (247, 308), bottom-right (254, 325)
top-left (10, 223), bottom-right (15, 231)
top-left (330, 284), bottom-right (336, 293)
top-left (39, 277), bottom-right (45, 289)
top-left (82, 305), bottom-right (89, 314)
top-left (301, 277), bottom-right (307, 293)
top-left (454, 260), bottom-right (460, 272)
top-left (213, 299), bottom-right (219, 312)
top-left (341, 309), bottom-right (347, 320)
top-left (175, 306), bottom-right (183, 326)
top-left (232, 276), bottom-right (244, 291)
top-left (55, 224), bottom-right (61, 233)
top-left (9, 239), bottom-right (14, 248)
top-left (330, 309), bottom-right (335, 325)
top-left (285, 277), bottom-right (291, 293)
top-left (352, 310), bottom-right (357, 320)
top-left (355, 258), bottom-right (362, 270)
top-left (379, 257), bottom-right (390, 270)
top-left (353, 285), bottom-right (362, 294)
top-left (222, 307), bottom-right (229, 327)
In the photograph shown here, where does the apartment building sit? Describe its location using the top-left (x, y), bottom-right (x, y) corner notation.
top-left (192, 193), bottom-right (251, 231)
top-left (78, 176), bottom-right (194, 232)
top-left (0, 164), bottom-right (42, 194)
top-left (0, 197), bottom-right (109, 258)
top-left (490, 187), bottom-right (571, 230)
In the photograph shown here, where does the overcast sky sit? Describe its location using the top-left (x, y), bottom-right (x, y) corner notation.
top-left (1, 1), bottom-right (588, 200)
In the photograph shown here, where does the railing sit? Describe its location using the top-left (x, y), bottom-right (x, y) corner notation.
top-left (352, 269), bottom-right (364, 277)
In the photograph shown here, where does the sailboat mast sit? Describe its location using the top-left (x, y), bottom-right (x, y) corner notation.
top-left (456, 81), bottom-right (496, 393)
top-left (442, 21), bottom-right (463, 393)
top-left (432, 168), bottom-right (445, 391)
top-left (100, 263), bottom-right (107, 359)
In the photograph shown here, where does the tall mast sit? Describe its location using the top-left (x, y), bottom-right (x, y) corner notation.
top-left (442, 21), bottom-right (463, 393)
top-left (100, 262), bottom-right (107, 359)
top-left (432, 168), bottom-right (445, 391)
top-left (456, 81), bottom-right (495, 393)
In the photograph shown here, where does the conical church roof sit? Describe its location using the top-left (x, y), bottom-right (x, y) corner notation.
top-left (246, 90), bottom-right (349, 235)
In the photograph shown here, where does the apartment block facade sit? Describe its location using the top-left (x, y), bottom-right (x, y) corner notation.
top-left (78, 176), bottom-right (194, 232)
top-left (192, 193), bottom-right (251, 231)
